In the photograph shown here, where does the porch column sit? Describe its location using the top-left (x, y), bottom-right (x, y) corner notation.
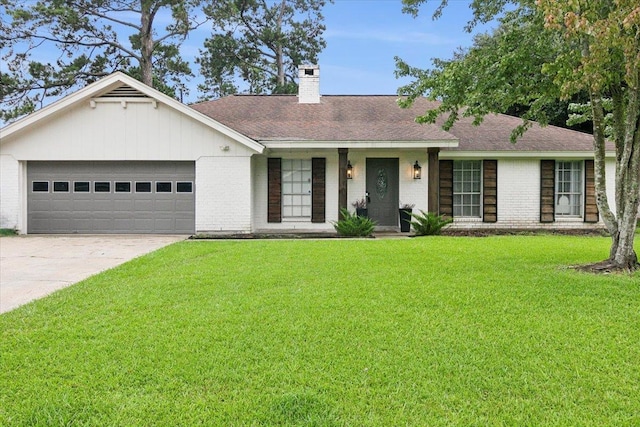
top-left (428, 147), bottom-right (440, 213)
top-left (338, 148), bottom-right (348, 218)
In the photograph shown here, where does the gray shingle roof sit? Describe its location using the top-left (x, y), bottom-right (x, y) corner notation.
top-left (191, 95), bottom-right (596, 152)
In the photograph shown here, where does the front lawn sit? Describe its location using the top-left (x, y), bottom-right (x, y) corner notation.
top-left (1, 236), bottom-right (639, 426)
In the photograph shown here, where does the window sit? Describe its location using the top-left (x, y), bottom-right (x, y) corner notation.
top-left (282, 159), bottom-right (311, 219)
top-left (115, 182), bottom-right (131, 193)
top-left (53, 181), bottom-right (70, 192)
top-left (74, 181), bottom-right (90, 192)
top-left (94, 181), bottom-right (111, 192)
top-left (453, 160), bottom-right (482, 217)
top-left (32, 181), bottom-right (49, 192)
top-left (176, 182), bottom-right (193, 193)
top-left (156, 182), bottom-right (172, 193)
top-left (135, 182), bottom-right (152, 193)
top-left (556, 161), bottom-right (583, 217)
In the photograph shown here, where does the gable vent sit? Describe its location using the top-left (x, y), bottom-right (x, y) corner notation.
top-left (99, 84), bottom-right (147, 98)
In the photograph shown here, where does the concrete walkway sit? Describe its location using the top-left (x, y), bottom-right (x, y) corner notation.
top-left (0, 235), bottom-right (186, 314)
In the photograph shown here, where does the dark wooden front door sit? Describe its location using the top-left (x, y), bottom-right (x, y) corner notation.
top-left (366, 158), bottom-right (399, 226)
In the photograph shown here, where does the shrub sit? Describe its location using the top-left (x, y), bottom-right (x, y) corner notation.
top-left (409, 210), bottom-right (453, 236)
top-left (333, 208), bottom-right (376, 237)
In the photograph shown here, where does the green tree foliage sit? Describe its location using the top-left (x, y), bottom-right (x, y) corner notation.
top-left (396, 0), bottom-right (639, 270)
top-left (0, 0), bottom-right (206, 122)
top-left (197, 0), bottom-right (329, 99)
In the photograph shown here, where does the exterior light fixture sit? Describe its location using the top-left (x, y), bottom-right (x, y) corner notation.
top-left (413, 161), bottom-right (422, 179)
top-left (346, 161), bottom-right (353, 179)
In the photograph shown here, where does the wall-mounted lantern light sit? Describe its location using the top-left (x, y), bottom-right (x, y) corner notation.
top-left (346, 160), bottom-right (353, 179)
top-left (413, 161), bottom-right (422, 179)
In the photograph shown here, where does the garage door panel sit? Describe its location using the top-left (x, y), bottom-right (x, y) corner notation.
top-left (113, 200), bottom-right (134, 211)
top-left (154, 219), bottom-right (174, 233)
top-left (73, 219), bottom-right (93, 233)
top-left (134, 219), bottom-right (155, 231)
top-left (28, 161), bottom-right (195, 234)
top-left (51, 200), bottom-right (74, 212)
top-left (134, 200), bottom-right (154, 211)
top-left (114, 219), bottom-right (134, 230)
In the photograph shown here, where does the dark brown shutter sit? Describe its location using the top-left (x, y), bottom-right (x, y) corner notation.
top-left (267, 158), bottom-right (281, 223)
top-left (483, 159), bottom-right (498, 222)
top-left (540, 160), bottom-right (555, 223)
top-left (584, 159), bottom-right (599, 223)
top-left (311, 158), bottom-right (326, 223)
top-left (439, 160), bottom-right (454, 218)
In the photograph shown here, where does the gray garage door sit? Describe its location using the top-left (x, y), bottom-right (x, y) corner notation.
top-left (27, 161), bottom-right (195, 234)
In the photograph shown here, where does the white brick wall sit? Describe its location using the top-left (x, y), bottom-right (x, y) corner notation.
top-left (497, 159), bottom-right (540, 223)
top-left (0, 156), bottom-right (21, 231)
top-left (298, 65), bottom-right (320, 104)
top-left (196, 156), bottom-right (253, 233)
top-left (448, 158), bottom-right (617, 230)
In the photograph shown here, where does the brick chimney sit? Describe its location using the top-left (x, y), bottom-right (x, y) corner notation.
top-left (298, 65), bottom-right (320, 104)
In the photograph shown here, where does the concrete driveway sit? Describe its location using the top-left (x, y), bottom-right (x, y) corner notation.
top-left (0, 235), bottom-right (186, 314)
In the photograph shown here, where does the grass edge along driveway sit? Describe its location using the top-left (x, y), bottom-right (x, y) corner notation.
top-left (1, 236), bottom-right (639, 426)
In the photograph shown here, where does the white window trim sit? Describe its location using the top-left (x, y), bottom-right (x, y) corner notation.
top-left (453, 160), bottom-right (483, 218)
top-left (281, 159), bottom-right (312, 220)
top-left (555, 160), bottom-right (584, 219)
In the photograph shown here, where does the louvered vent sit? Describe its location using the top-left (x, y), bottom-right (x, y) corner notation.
top-left (99, 85), bottom-right (147, 98)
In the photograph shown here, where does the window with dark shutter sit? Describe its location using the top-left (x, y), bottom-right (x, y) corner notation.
top-left (483, 160), bottom-right (498, 223)
top-left (267, 158), bottom-right (282, 223)
top-left (311, 158), bottom-right (326, 223)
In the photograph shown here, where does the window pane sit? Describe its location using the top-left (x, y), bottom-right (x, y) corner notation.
top-left (452, 160), bottom-right (482, 218)
top-left (555, 161), bottom-right (583, 217)
top-left (74, 181), bottom-right (90, 192)
top-left (53, 181), bottom-right (69, 192)
top-left (115, 182), bottom-right (131, 192)
top-left (94, 182), bottom-right (110, 192)
top-left (281, 159), bottom-right (312, 219)
top-left (135, 182), bottom-right (151, 193)
top-left (176, 182), bottom-right (193, 193)
top-left (156, 182), bottom-right (172, 193)
top-left (32, 181), bottom-right (49, 192)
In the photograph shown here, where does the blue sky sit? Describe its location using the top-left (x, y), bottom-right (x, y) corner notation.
top-left (316, 0), bottom-right (496, 95)
top-left (175, 0), bottom-right (499, 101)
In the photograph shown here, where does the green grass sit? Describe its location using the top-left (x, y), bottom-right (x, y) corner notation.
top-left (1, 236), bottom-right (639, 426)
top-left (0, 228), bottom-right (17, 236)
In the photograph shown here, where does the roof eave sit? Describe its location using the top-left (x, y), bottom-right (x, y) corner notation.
top-left (440, 150), bottom-right (616, 159)
top-left (262, 140), bottom-right (459, 149)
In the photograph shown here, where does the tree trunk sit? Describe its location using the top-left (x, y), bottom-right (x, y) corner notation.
top-left (589, 89), bottom-right (639, 271)
top-left (140, 1), bottom-right (154, 87)
top-left (275, 0), bottom-right (286, 88)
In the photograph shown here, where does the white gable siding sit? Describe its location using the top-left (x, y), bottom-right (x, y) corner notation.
top-left (1, 101), bottom-right (255, 161)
